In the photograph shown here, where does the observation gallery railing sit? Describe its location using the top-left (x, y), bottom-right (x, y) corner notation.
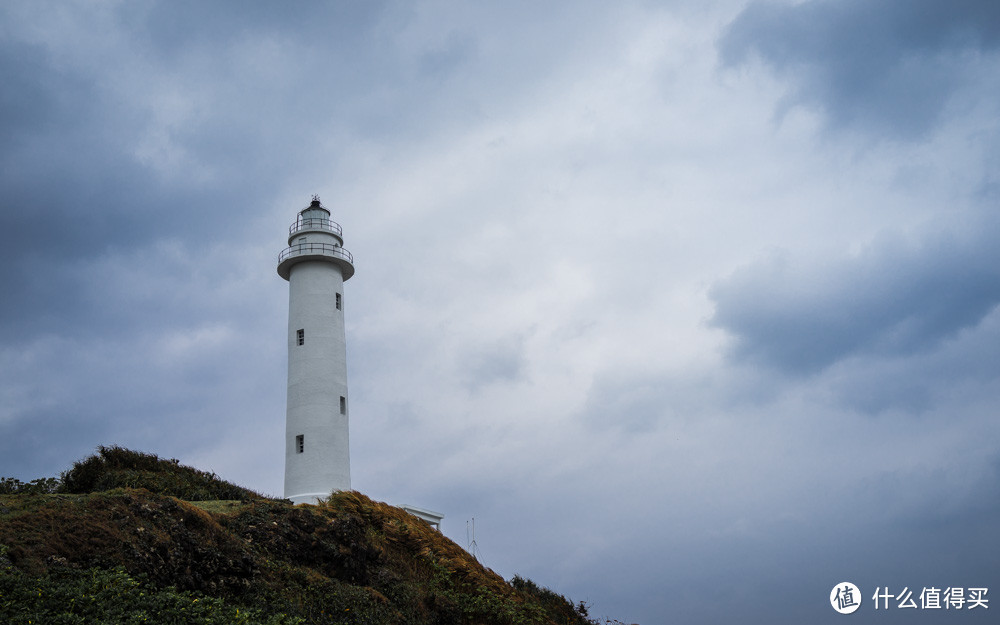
top-left (289, 218), bottom-right (342, 237)
top-left (278, 242), bottom-right (354, 265)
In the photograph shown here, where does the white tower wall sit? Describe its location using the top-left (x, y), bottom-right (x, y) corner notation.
top-left (278, 198), bottom-right (355, 504)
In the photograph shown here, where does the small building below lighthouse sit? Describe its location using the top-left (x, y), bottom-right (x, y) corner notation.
top-left (278, 197), bottom-right (355, 504)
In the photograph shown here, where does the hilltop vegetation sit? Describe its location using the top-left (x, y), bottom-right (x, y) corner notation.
top-left (0, 447), bottom-right (621, 624)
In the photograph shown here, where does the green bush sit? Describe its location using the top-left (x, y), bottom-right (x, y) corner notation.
top-left (0, 477), bottom-right (61, 495)
top-left (59, 446), bottom-right (262, 501)
top-left (512, 575), bottom-right (593, 625)
top-left (0, 563), bottom-right (302, 624)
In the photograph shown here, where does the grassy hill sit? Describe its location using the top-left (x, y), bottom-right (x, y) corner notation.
top-left (0, 447), bottom-right (623, 624)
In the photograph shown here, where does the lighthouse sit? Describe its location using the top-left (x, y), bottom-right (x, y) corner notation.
top-left (278, 196), bottom-right (355, 504)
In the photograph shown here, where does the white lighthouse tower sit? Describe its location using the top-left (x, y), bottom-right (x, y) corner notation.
top-left (278, 196), bottom-right (355, 504)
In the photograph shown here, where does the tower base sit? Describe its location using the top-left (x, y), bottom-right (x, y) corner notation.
top-left (287, 491), bottom-right (341, 505)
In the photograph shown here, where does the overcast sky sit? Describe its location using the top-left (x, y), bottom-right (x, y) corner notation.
top-left (2, 1), bottom-right (999, 623)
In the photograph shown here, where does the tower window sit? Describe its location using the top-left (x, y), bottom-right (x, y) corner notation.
top-left (340, 396), bottom-right (347, 415)
top-left (336, 293), bottom-right (342, 310)
top-left (297, 329), bottom-right (304, 345)
top-left (295, 434), bottom-right (304, 454)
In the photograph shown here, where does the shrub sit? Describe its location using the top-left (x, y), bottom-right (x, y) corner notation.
top-left (60, 446), bottom-right (262, 500)
top-left (0, 477), bottom-right (61, 495)
top-left (512, 575), bottom-right (595, 625)
top-left (0, 563), bottom-right (303, 624)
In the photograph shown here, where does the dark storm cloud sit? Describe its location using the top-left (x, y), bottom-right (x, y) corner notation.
top-left (0, 2), bottom-right (348, 341)
top-left (709, 221), bottom-right (1000, 374)
top-left (0, 39), bottom-right (64, 144)
top-left (824, 310), bottom-right (1000, 415)
top-left (720, 0), bottom-right (1000, 139)
top-left (0, 0), bottom-right (475, 322)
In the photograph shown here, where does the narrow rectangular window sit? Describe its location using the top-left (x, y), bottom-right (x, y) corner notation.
top-left (336, 292), bottom-right (342, 310)
top-left (295, 434), bottom-right (304, 454)
top-left (297, 329), bottom-right (304, 345)
top-left (340, 396), bottom-right (347, 415)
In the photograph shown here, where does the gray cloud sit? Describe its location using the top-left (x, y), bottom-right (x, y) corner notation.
top-left (460, 338), bottom-right (526, 390)
top-left (720, 0), bottom-right (1000, 139)
top-left (710, 219), bottom-right (1000, 375)
top-left (134, 1), bottom-right (390, 57)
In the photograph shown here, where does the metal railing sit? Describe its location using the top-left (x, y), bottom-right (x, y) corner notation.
top-left (278, 242), bottom-right (354, 265)
top-left (289, 218), bottom-right (342, 237)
